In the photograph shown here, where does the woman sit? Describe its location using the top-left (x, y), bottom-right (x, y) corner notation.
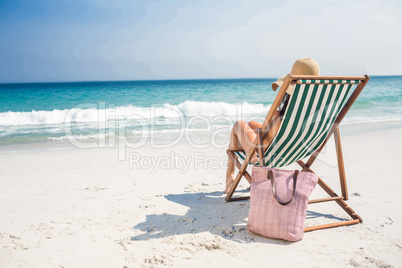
top-left (225, 58), bottom-right (320, 193)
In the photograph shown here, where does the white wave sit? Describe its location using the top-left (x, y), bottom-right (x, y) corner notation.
top-left (0, 101), bottom-right (269, 126)
top-left (4, 99), bottom-right (399, 128)
top-left (174, 101), bottom-right (268, 117)
top-left (129, 128), bottom-right (216, 135)
top-left (47, 133), bottom-right (108, 141)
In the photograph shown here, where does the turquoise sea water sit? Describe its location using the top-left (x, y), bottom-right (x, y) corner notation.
top-left (0, 76), bottom-right (401, 146)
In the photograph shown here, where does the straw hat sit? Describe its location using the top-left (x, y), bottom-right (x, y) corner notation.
top-left (272, 58), bottom-right (320, 94)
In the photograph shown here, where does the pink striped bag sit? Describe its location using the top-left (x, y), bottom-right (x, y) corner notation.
top-left (247, 166), bottom-right (318, 241)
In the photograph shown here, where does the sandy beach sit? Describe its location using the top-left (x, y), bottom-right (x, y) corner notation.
top-left (1, 121), bottom-right (402, 267)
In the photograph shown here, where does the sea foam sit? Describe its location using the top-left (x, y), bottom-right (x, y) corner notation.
top-left (0, 101), bottom-right (269, 126)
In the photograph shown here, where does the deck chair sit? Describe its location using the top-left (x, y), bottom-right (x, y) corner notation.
top-left (226, 74), bottom-right (370, 232)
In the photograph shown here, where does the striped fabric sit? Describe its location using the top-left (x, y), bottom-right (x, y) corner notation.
top-left (300, 79), bottom-right (360, 84)
top-left (234, 150), bottom-right (247, 161)
top-left (235, 79), bottom-right (358, 168)
top-left (234, 150), bottom-right (261, 165)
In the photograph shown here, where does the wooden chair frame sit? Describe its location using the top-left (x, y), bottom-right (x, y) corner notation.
top-left (225, 74), bottom-right (370, 232)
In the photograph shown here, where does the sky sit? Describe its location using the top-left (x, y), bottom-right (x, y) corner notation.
top-left (0, 0), bottom-right (401, 83)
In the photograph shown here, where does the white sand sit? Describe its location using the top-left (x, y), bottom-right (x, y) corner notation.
top-left (1, 122), bottom-right (402, 267)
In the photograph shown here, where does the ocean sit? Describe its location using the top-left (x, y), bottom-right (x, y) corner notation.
top-left (0, 76), bottom-right (401, 147)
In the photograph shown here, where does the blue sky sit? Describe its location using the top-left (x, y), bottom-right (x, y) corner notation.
top-left (0, 0), bottom-right (401, 83)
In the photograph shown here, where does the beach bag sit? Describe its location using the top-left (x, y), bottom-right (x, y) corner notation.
top-left (247, 166), bottom-right (319, 241)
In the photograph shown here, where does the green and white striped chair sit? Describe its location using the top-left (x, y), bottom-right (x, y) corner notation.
top-left (226, 74), bottom-right (370, 232)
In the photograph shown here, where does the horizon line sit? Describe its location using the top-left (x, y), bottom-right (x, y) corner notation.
top-left (1, 74), bottom-right (401, 85)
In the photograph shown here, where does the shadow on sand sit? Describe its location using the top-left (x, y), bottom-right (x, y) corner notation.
top-left (131, 190), bottom-right (349, 244)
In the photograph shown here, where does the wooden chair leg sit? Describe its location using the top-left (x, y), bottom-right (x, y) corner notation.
top-left (227, 150), bottom-right (251, 183)
top-left (225, 150), bottom-right (251, 202)
top-left (297, 160), bottom-right (362, 232)
top-left (304, 219), bottom-right (360, 232)
top-left (334, 127), bottom-right (348, 200)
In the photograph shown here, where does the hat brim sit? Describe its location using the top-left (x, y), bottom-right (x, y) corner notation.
top-left (271, 81), bottom-right (283, 91)
top-left (271, 75), bottom-right (285, 91)
top-left (271, 75), bottom-right (294, 95)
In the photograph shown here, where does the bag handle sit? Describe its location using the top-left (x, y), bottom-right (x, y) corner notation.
top-left (267, 170), bottom-right (299, 206)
